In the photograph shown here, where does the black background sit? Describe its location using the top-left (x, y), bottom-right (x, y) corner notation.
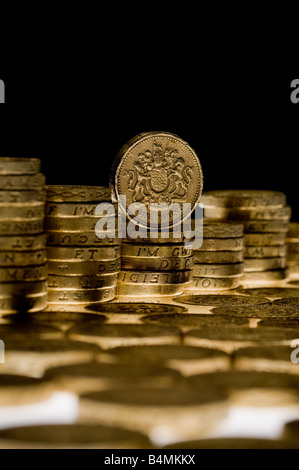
top-left (0, 69), bottom-right (298, 217)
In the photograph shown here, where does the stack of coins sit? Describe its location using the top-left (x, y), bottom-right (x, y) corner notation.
top-left (110, 131), bottom-right (203, 297)
top-left (202, 190), bottom-right (291, 285)
top-left (45, 185), bottom-right (121, 310)
top-left (286, 223), bottom-right (299, 280)
top-left (0, 157), bottom-right (47, 313)
top-left (119, 236), bottom-right (194, 296)
top-left (184, 220), bottom-right (244, 292)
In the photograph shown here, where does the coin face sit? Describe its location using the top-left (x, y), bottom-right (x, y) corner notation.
top-left (236, 287), bottom-right (299, 298)
top-left (86, 302), bottom-right (188, 315)
top-left (111, 132), bottom-right (203, 229)
top-left (174, 294), bottom-right (271, 307)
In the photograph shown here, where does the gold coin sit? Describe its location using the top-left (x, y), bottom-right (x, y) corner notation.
top-left (236, 287), bottom-right (299, 298)
top-left (117, 283), bottom-right (185, 296)
top-left (184, 326), bottom-right (297, 348)
top-left (192, 251), bottom-right (243, 264)
top-left (201, 190), bottom-right (286, 209)
top-left (44, 361), bottom-right (181, 391)
top-left (0, 294), bottom-right (48, 313)
top-left (121, 243), bottom-right (193, 258)
top-left (48, 273), bottom-right (118, 289)
top-left (46, 185), bottom-right (112, 202)
top-left (100, 344), bottom-right (230, 377)
top-left (241, 269), bottom-right (288, 283)
top-left (46, 231), bottom-right (121, 246)
top-left (68, 323), bottom-right (181, 348)
top-left (273, 296), bottom-right (299, 306)
top-left (202, 220), bottom-right (244, 238)
top-left (47, 246), bottom-right (120, 261)
top-left (118, 270), bottom-right (191, 285)
top-left (185, 277), bottom-right (241, 291)
top-left (45, 202), bottom-right (117, 218)
top-left (110, 131), bottom-right (203, 229)
top-left (244, 245), bottom-right (287, 258)
top-left (244, 233), bottom-right (286, 246)
top-left (0, 189), bottom-right (46, 205)
top-left (243, 220), bottom-right (289, 233)
top-left (123, 231), bottom-right (188, 244)
top-left (204, 205), bottom-right (291, 221)
top-left (0, 219), bottom-right (44, 235)
top-left (192, 263), bottom-right (243, 277)
top-left (0, 173), bottom-right (45, 190)
top-left (198, 237), bottom-right (244, 251)
top-left (121, 255), bottom-right (194, 271)
top-left (48, 287), bottom-right (116, 303)
top-left (0, 157), bottom-right (41, 175)
top-left (0, 337), bottom-right (101, 381)
top-left (142, 314), bottom-right (248, 327)
top-left (78, 386), bottom-right (228, 440)
top-left (0, 375), bottom-right (54, 407)
top-left (0, 264), bottom-right (48, 282)
top-left (45, 217), bottom-right (106, 232)
top-left (212, 304), bottom-right (299, 319)
top-left (0, 249), bottom-right (47, 267)
top-left (48, 259), bottom-right (120, 275)
top-left (0, 204), bottom-right (45, 219)
top-left (175, 294), bottom-right (271, 306)
top-left (0, 234), bottom-right (46, 251)
top-left (233, 345), bottom-right (297, 373)
top-left (244, 257), bottom-right (286, 272)
top-left (0, 280), bottom-right (48, 298)
top-left (84, 302), bottom-right (188, 315)
top-left (0, 424), bottom-right (150, 449)
top-left (5, 313), bottom-right (106, 332)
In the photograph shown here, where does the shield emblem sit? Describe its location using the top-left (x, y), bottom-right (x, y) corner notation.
top-left (150, 168), bottom-right (168, 193)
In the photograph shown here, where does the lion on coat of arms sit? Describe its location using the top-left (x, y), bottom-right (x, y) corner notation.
top-left (124, 142), bottom-right (193, 204)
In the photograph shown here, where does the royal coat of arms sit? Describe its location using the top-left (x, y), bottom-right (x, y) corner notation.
top-left (124, 142), bottom-right (193, 205)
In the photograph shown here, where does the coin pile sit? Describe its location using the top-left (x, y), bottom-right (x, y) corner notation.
top-left (110, 131), bottom-right (203, 297)
top-left (0, 157), bottom-right (47, 313)
top-left (202, 190), bottom-right (291, 285)
top-left (45, 185), bottom-right (121, 310)
top-left (119, 238), bottom-right (194, 296)
top-left (286, 223), bottom-right (299, 280)
top-left (184, 220), bottom-right (244, 292)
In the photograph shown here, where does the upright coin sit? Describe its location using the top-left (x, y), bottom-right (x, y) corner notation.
top-left (110, 132), bottom-right (203, 229)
